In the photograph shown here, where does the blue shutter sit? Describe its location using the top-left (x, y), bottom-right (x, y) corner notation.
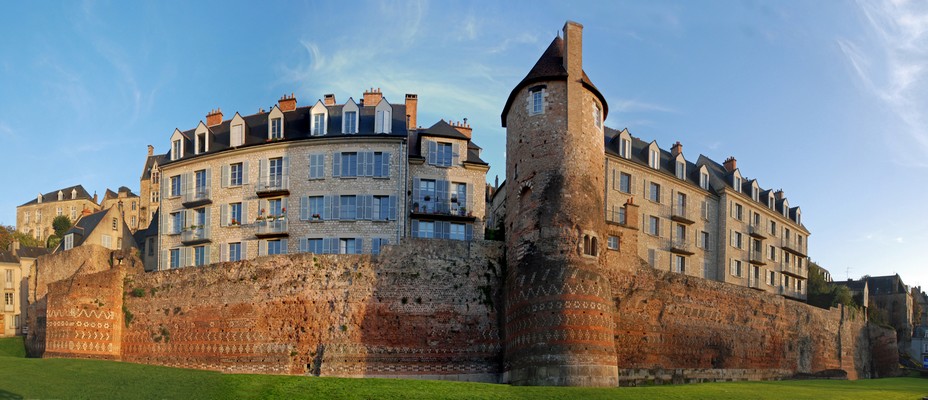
top-left (220, 204), bottom-right (228, 227)
top-left (411, 220), bottom-right (419, 238)
top-left (382, 152), bottom-right (391, 177)
top-left (437, 180), bottom-right (449, 213)
top-left (241, 202), bottom-right (248, 225)
top-left (300, 196), bottom-right (308, 220)
top-left (324, 195), bottom-right (332, 220)
top-left (281, 239), bottom-right (288, 254)
top-left (412, 178), bottom-right (420, 204)
top-left (465, 224), bottom-right (474, 241)
top-left (333, 153), bottom-right (341, 177)
top-left (427, 140), bottom-right (437, 165)
top-left (242, 161), bottom-right (250, 185)
top-left (366, 152), bottom-right (374, 176)
top-left (388, 195), bottom-right (397, 221)
top-left (332, 195), bottom-right (341, 220)
top-left (258, 159), bottom-right (266, 187)
top-left (299, 238), bottom-right (307, 253)
top-left (364, 195), bottom-right (373, 220)
top-left (452, 143), bottom-right (460, 166)
top-left (355, 238), bottom-right (363, 254)
top-left (221, 164), bottom-right (229, 188)
top-left (258, 240), bottom-right (266, 256)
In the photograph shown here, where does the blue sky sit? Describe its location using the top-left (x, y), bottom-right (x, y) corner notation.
top-left (1, 1), bottom-right (926, 288)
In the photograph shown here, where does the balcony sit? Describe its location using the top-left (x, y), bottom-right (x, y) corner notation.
top-left (747, 274), bottom-right (764, 291)
top-left (182, 186), bottom-right (212, 208)
top-left (669, 239), bottom-right (695, 255)
top-left (410, 199), bottom-right (476, 222)
top-left (670, 204), bottom-right (695, 225)
top-left (256, 218), bottom-right (288, 238)
top-left (781, 241), bottom-right (807, 257)
top-left (779, 286), bottom-right (806, 301)
top-left (748, 224), bottom-right (767, 239)
top-left (749, 248), bottom-right (766, 265)
top-left (256, 175), bottom-right (289, 198)
top-left (181, 227), bottom-right (210, 245)
top-left (780, 261), bottom-right (806, 278)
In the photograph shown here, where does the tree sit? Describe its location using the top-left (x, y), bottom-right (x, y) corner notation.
top-left (52, 215), bottom-right (72, 238)
top-left (807, 261), bottom-right (859, 310)
top-left (0, 225), bottom-right (43, 250)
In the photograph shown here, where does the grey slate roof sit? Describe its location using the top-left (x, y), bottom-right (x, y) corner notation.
top-left (501, 36), bottom-right (608, 126)
top-left (0, 250), bottom-right (18, 264)
top-left (833, 279), bottom-right (868, 292)
top-left (103, 187), bottom-right (139, 202)
top-left (63, 209), bottom-right (109, 249)
top-left (408, 120), bottom-right (488, 165)
top-left (19, 185), bottom-right (94, 207)
top-left (141, 153), bottom-right (169, 180)
top-left (16, 246), bottom-right (49, 259)
top-left (866, 275), bottom-right (908, 295)
top-left (165, 102), bottom-right (409, 165)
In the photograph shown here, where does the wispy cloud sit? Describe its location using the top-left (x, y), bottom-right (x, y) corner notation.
top-left (840, 0), bottom-right (928, 167)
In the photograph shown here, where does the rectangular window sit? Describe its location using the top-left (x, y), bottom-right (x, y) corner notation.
top-left (344, 111), bottom-right (357, 133)
top-left (170, 212), bottom-right (183, 234)
top-left (312, 113), bottom-right (325, 135)
top-left (228, 242), bottom-right (242, 262)
top-left (56, 207), bottom-right (62, 216)
top-left (437, 142), bottom-right (453, 167)
top-left (769, 220), bottom-right (777, 236)
top-left (675, 161), bottom-right (685, 180)
top-left (700, 231), bottom-right (709, 248)
top-left (340, 152), bottom-right (359, 177)
top-left (101, 235), bottom-right (112, 249)
top-left (194, 246), bottom-right (206, 266)
top-left (619, 207), bottom-right (627, 224)
top-left (339, 238), bottom-right (358, 254)
top-left (648, 216), bottom-right (660, 236)
top-left (733, 231), bottom-right (743, 249)
top-left (417, 221), bottom-right (435, 238)
top-left (450, 223), bottom-right (466, 241)
top-left (197, 132), bottom-right (206, 154)
top-left (373, 152), bottom-right (389, 177)
top-left (269, 157), bottom-right (283, 181)
top-left (172, 139), bottom-right (182, 160)
top-left (373, 196), bottom-right (390, 220)
top-left (619, 138), bottom-right (630, 158)
top-left (4, 270), bottom-right (11, 284)
top-left (734, 203), bottom-right (743, 221)
top-left (267, 239), bottom-right (283, 255)
top-left (64, 234), bottom-right (74, 250)
top-left (308, 196), bottom-right (324, 220)
top-left (769, 271), bottom-right (776, 285)
top-left (648, 249), bottom-right (656, 267)
top-left (195, 169), bottom-right (207, 197)
top-left (649, 149), bottom-right (659, 169)
top-left (649, 182), bottom-right (660, 203)
top-left (4, 293), bottom-right (12, 306)
top-left (230, 203), bottom-right (242, 226)
top-left (531, 89), bottom-right (544, 114)
top-left (309, 154), bottom-right (325, 179)
top-left (607, 236), bottom-right (619, 250)
top-left (593, 102), bottom-right (603, 129)
top-left (231, 124), bottom-right (243, 146)
top-left (731, 259), bottom-right (742, 277)
top-left (620, 173), bottom-right (631, 193)
top-left (674, 255), bottom-right (686, 273)
top-left (230, 163), bottom-right (243, 186)
top-left (700, 172), bottom-right (709, 190)
top-left (372, 238), bottom-right (389, 255)
top-left (170, 249), bottom-right (181, 268)
top-left (339, 195), bottom-right (357, 220)
top-left (270, 118), bottom-right (282, 139)
top-left (304, 238), bottom-right (324, 254)
top-left (675, 223), bottom-right (686, 241)
top-left (170, 175), bottom-right (181, 197)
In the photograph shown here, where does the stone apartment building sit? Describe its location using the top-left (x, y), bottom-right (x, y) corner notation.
top-left (1, 241), bottom-right (48, 337)
top-left (154, 90), bottom-right (487, 269)
top-left (101, 187), bottom-right (142, 232)
top-left (16, 185), bottom-right (100, 244)
top-left (139, 145), bottom-right (167, 232)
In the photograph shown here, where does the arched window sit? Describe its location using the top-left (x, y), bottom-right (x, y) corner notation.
top-left (591, 237), bottom-right (598, 256)
top-left (583, 235), bottom-right (591, 255)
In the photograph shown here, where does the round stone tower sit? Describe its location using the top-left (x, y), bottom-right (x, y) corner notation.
top-left (501, 21), bottom-right (617, 386)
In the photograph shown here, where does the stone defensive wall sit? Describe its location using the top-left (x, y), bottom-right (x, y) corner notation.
top-left (25, 243), bottom-right (896, 384)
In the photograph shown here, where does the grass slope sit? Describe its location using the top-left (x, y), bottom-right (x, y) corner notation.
top-left (0, 338), bottom-right (926, 399)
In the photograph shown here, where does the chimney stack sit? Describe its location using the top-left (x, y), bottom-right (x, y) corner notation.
top-left (774, 189), bottom-right (785, 201)
top-left (206, 108), bottom-right (223, 127)
top-left (723, 156), bottom-right (737, 173)
top-left (405, 94), bottom-right (418, 130)
top-left (363, 88), bottom-right (383, 106)
top-left (278, 93), bottom-right (297, 112)
top-left (451, 119), bottom-right (472, 139)
top-left (147, 145), bottom-right (154, 157)
top-left (671, 141), bottom-right (683, 157)
top-left (93, 191), bottom-right (98, 204)
top-left (323, 94), bottom-right (336, 106)
top-left (562, 21), bottom-right (583, 77)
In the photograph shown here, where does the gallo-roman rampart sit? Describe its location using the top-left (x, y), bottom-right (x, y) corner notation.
top-left (25, 243), bottom-right (897, 385)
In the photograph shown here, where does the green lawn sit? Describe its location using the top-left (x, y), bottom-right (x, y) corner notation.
top-left (0, 338), bottom-right (926, 399)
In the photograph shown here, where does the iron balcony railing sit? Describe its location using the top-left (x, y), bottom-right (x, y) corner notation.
top-left (257, 175), bottom-right (289, 193)
top-left (410, 198), bottom-right (472, 217)
top-left (183, 186), bottom-right (211, 204)
top-left (181, 227), bottom-right (210, 243)
top-left (671, 203), bottom-right (695, 224)
top-left (748, 223), bottom-right (767, 239)
top-left (257, 219), bottom-right (288, 235)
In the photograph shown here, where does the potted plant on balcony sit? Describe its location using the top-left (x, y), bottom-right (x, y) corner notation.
top-left (424, 195), bottom-right (431, 202)
top-left (230, 218), bottom-right (240, 226)
top-left (311, 213), bottom-right (321, 221)
top-left (413, 202), bottom-right (419, 212)
top-left (459, 207), bottom-right (467, 216)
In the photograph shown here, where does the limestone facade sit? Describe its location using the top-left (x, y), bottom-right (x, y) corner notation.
top-left (155, 91), bottom-right (488, 270)
top-left (101, 187), bottom-right (142, 232)
top-left (16, 185), bottom-right (99, 243)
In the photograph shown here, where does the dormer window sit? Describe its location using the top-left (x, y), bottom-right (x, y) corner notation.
top-left (172, 139), bottom-right (182, 160)
top-left (619, 138), bottom-right (630, 158)
top-left (57, 190), bottom-right (63, 201)
top-left (782, 200), bottom-right (789, 217)
top-left (733, 173), bottom-right (742, 193)
top-left (313, 113), bottom-right (325, 135)
top-left (528, 86), bottom-right (545, 115)
top-left (700, 170), bottom-right (709, 190)
top-left (196, 132), bottom-right (207, 154)
top-left (752, 185), bottom-right (759, 202)
top-left (344, 111), bottom-right (357, 133)
top-left (231, 124), bottom-right (244, 147)
top-left (375, 100), bottom-right (392, 134)
top-left (270, 118), bottom-right (282, 139)
top-left (675, 158), bottom-right (685, 180)
top-left (593, 102), bottom-right (603, 130)
top-left (649, 148), bottom-right (659, 169)
top-left (768, 194), bottom-right (774, 209)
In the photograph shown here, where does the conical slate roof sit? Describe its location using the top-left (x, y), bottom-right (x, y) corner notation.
top-left (501, 36), bottom-right (608, 126)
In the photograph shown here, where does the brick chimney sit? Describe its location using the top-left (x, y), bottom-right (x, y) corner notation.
top-left (563, 21), bottom-right (583, 78)
top-left (324, 94), bottom-right (336, 106)
top-left (278, 93), bottom-right (297, 112)
top-left (451, 119), bottom-right (472, 139)
top-left (405, 94), bottom-right (418, 130)
top-left (671, 141), bottom-right (683, 157)
top-left (774, 189), bottom-right (785, 201)
top-left (93, 192), bottom-right (98, 204)
top-left (206, 108), bottom-right (223, 127)
top-left (624, 197), bottom-right (639, 229)
top-left (363, 88), bottom-right (383, 106)
top-left (723, 156), bottom-right (737, 173)
top-left (147, 145), bottom-right (154, 157)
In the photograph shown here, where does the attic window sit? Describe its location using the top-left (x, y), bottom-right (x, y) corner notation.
top-left (172, 139), bottom-right (182, 160)
top-left (270, 118), bottom-right (283, 139)
top-left (196, 132), bottom-right (207, 154)
top-left (733, 176), bottom-right (741, 192)
top-left (700, 171), bottom-right (709, 190)
top-left (752, 187), bottom-right (759, 202)
top-left (619, 138), bottom-right (631, 159)
top-left (375, 110), bottom-right (392, 134)
top-left (231, 124), bottom-right (244, 147)
top-left (64, 234), bottom-right (74, 251)
top-left (528, 86), bottom-right (546, 116)
top-left (675, 160), bottom-right (685, 180)
top-left (312, 113), bottom-right (326, 136)
top-left (344, 111), bottom-right (357, 134)
top-left (649, 149), bottom-right (659, 169)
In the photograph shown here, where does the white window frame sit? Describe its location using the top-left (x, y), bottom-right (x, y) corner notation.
top-left (231, 123), bottom-right (244, 147)
top-left (529, 87), bottom-right (545, 116)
